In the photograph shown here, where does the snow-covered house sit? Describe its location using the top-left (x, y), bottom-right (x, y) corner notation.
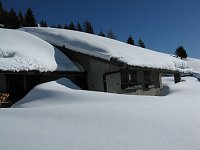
top-left (0, 29), bottom-right (85, 106)
top-left (21, 27), bottom-right (188, 96)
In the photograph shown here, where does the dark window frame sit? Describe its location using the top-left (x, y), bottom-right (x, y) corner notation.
top-left (121, 70), bottom-right (137, 89)
top-left (144, 71), bottom-right (151, 88)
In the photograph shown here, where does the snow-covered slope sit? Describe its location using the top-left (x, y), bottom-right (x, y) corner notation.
top-left (185, 57), bottom-right (200, 77)
top-left (1, 76), bottom-right (200, 150)
top-left (21, 27), bottom-right (188, 72)
top-left (0, 28), bottom-right (80, 72)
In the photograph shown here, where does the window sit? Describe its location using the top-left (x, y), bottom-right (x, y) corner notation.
top-left (144, 71), bottom-right (151, 88)
top-left (121, 70), bottom-right (137, 89)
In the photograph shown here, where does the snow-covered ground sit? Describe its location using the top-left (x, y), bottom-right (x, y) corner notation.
top-left (0, 76), bottom-right (200, 150)
top-left (21, 27), bottom-right (189, 72)
top-left (0, 28), bottom-right (80, 72)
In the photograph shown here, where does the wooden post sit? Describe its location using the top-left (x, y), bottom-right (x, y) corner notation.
top-left (174, 73), bottom-right (181, 83)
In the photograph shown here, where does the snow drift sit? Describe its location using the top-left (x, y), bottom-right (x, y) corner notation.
top-left (0, 28), bottom-right (80, 72)
top-left (21, 27), bottom-right (189, 72)
top-left (0, 76), bottom-right (200, 150)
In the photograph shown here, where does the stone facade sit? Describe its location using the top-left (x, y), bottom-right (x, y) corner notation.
top-left (58, 47), bottom-right (163, 96)
top-left (106, 70), bottom-right (162, 96)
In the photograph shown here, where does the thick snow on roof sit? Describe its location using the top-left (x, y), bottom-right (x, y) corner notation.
top-left (0, 28), bottom-right (80, 72)
top-left (0, 76), bottom-right (200, 150)
top-left (21, 27), bottom-right (188, 72)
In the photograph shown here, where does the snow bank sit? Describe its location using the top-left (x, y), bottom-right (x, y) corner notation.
top-left (0, 28), bottom-right (80, 72)
top-left (12, 78), bottom-right (80, 107)
top-left (0, 76), bottom-right (200, 150)
top-left (21, 27), bottom-right (188, 72)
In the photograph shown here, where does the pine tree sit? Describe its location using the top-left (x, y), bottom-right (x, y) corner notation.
top-left (0, 0), bottom-right (3, 24)
top-left (8, 8), bottom-right (20, 28)
top-left (51, 25), bottom-right (56, 28)
top-left (57, 24), bottom-right (62, 28)
top-left (0, 0), bottom-right (4, 25)
top-left (0, 0), bottom-right (2, 13)
top-left (2, 10), bottom-right (9, 27)
top-left (24, 7), bottom-right (37, 27)
top-left (63, 24), bottom-right (69, 29)
top-left (18, 10), bottom-right (24, 27)
top-left (175, 46), bottom-right (188, 59)
top-left (0, 0), bottom-right (8, 27)
top-left (98, 31), bottom-right (105, 37)
top-left (107, 28), bottom-right (116, 39)
top-left (76, 22), bottom-right (82, 31)
top-left (137, 38), bottom-right (145, 48)
top-left (127, 36), bottom-right (134, 45)
top-left (40, 19), bottom-right (47, 27)
top-left (69, 21), bottom-right (76, 30)
top-left (83, 20), bottom-right (94, 34)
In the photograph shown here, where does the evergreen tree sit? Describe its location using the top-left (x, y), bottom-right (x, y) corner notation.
top-left (137, 38), bottom-right (145, 48)
top-left (0, 0), bottom-right (4, 25)
top-left (63, 24), bottom-right (69, 29)
top-left (107, 28), bottom-right (116, 39)
top-left (51, 25), bottom-right (56, 28)
top-left (83, 20), bottom-right (94, 34)
top-left (0, 1), bottom-right (8, 27)
top-left (76, 22), bottom-right (82, 31)
top-left (0, 0), bottom-right (2, 13)
top-left (127, 36), bottom-right (134, 45)
top-left (69, 21), bottom-right (76, 30)
top-left (57, 24), bottom-right (62, 28)
top-left (40, 19), bottom-right (47, 27)
top-left (18, 10), bottom-right (24, 27)
top-left (24, 7), bottom-right (37, 27)
top-left (2, 10), bottom-right (9, 27)
top-left (99, 31), bottom-right (105, 37)
top-left (175, 46), bottom-right (188, 59)
top-left (8, 8), bottom-right (20, 28)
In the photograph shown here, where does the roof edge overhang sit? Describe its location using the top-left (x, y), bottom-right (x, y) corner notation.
top-left (0, 70), bottom-right (87, 76)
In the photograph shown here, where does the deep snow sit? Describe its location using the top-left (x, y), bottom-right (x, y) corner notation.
top-left (21, 27), bottom-right (189, 72)
top-left (0, 28), bottom-right (80, 72)
top-left (0, 76), bottom-right (200, 150)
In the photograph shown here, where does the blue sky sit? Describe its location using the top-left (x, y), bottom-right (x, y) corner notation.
top-left (2, 0), bottom-right (200, 58)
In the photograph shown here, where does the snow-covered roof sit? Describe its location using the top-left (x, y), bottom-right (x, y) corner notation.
top-left (185, 57), bottom-right (200, 74)
top-left (0, 28), bottom-right (81, 72)
top-left (184, 57), bottom-right (200, 78)
top-left (21, 27), bottom-right (189, 72)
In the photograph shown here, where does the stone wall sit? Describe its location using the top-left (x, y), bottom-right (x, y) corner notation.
top-left (60, 48), bottom-right (162, 96)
